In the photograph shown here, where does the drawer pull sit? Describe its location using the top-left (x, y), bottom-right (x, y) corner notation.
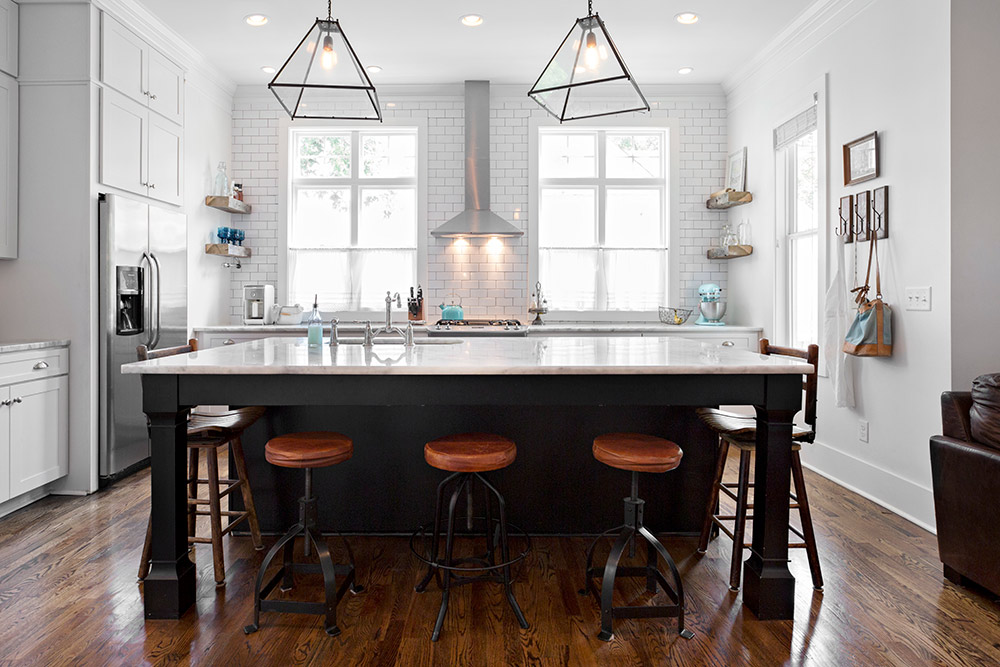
top-left (223, 338), bottom-right (236, 345)
top-left (721, 341), bottom-right (735, 347)
top-left (33, 361), bottom-right (50, 370)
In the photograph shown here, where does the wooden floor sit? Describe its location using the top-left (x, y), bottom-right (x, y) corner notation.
top-left (1, 453), bottom-right (999, 667)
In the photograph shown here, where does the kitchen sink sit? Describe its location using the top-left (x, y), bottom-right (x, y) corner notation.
top-left (334, 338), bottom-right (464, 346)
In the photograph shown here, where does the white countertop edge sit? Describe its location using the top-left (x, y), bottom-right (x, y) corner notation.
top-left (123, 364), bottom-right (813, 376)
top-left (192, 323), bottom-right (765, 334)
top-left (0, 340), bottom-right (72, 354)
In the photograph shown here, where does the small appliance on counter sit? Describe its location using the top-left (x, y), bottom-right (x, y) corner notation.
top-left (695, 283), bottom-right (727, 326)
top-left (439, 294), bottom-right (464, 321)
top-left (243, 284), bottom-right (275, 325)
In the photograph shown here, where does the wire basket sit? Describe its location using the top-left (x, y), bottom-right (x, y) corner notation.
top-left (659, 306), bottom-right (693, 325)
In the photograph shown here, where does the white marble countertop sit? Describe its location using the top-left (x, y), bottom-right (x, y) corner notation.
top-left (192, 322), bottom-right (763, 335)
top-left (0, 340), bottom-right (71, 354)
top-left (123, 336), bottom-right (810, 376)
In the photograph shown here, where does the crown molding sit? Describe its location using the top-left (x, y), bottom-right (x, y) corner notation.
top-left (723, 0), bottom-right (877, 108)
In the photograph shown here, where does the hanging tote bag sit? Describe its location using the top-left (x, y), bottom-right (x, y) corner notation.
top-left (844, 234), bottom-right (893, 357)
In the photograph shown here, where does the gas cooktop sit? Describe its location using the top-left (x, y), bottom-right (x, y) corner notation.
top-left (427, 319), bottom-right (527, 336)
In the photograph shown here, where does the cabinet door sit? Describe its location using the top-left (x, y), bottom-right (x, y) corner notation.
top-left (147, 49), bottom-right (184, 125)
top-left (0, 385), bottom-right (9, 502)
top-left (147, 114), bottom-right (183, 206)
top-left (101, 13), bottom-right (147, 105)
top-left (0, 0), bottom-right (17, 77)
top-left (0, 72), bottom-right (15, 259)
top-left (100, 88), bottom-right (148, 197)
top-left (9, 376), bottom-right (69, 497)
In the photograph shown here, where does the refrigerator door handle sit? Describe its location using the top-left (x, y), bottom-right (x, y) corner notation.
top-left (140, 252), bottom-right (154, 347)
top-left (150, 252), bottom-right (163, 349)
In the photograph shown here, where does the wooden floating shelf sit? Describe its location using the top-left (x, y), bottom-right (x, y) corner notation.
top-left (205, 196), bottom-right (251, 214)
top-left (706, 190), bottom-right (753, 210)
top-left (707, 245), bottom-right (753, 260)
top-left (205, 244), bottom-right (252, 258)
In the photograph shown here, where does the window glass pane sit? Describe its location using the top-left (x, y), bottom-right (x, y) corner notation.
top-left (793, 131), bottom-right (818, 232)
top-left (539, 249), bottom-right (598, 310)
top-left (288, 250), bottom-right (352, 310)
top-left (604, 250), bottom-right (665, 310)
top-left (290, 188), bottom-right (351, 248)
top-left (606, 134), bottom-right (662, 178)
top-left (362, 134), bottom-right (417, 178)
top-left (356, 250), bottom-right (416, 307)
top-left (605, 189), bottom-right (662, 248)
top-left (358, 188), bottom-right (417, 248)
top-left (789, 235), bottom-right (818, 349)
top-left (540, 133), bottom-right (596, 178)
top-left (539, 188), bottom-right (597, 247)
top-left (296, 134), bottom-right (351, 178)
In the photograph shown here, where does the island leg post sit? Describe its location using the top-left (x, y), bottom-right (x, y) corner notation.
top-left (742, 403), bottom-right (797, 620)
top-left (142, 375), bottom-right (196, 619)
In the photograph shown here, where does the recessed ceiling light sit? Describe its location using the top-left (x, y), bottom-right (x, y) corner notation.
top-left (678, 66), bottom-right (694, 75)
top-left (367, 65), bottom-right (382, 74)
top-left (675, 12), bottom-right (699, 25)
top-left (244, 14), bottom-right (269, 27)
top-left (461, 14), bottom-right (484, 27)
top-left (261, 66), bottom-right (276, 74)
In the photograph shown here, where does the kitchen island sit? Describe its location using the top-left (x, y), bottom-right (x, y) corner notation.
top-left (124, 336), bottom-right (811, 623)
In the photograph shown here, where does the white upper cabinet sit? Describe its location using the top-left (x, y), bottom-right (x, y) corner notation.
top-left (147, 112), bottom-right (183, 206)
top-left (0, 72), bottom-right (16, 259)
top-left (100, 88), bottom-right (147, 198)
top-left (0, 0), bottom-right (17, 77)
top-left (101, 13), bottom-right (184, 125)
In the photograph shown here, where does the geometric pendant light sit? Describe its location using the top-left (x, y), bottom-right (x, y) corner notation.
top-left (528, 0), bottom-right (649, 122)
top-left (269, 0), bottom-right (382, 121)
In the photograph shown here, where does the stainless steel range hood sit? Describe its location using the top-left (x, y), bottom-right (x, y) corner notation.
top-left (431, 81), bottom-right (524, 238)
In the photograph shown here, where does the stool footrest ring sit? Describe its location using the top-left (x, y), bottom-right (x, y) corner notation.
top-left (409, 516), bottom-right (531, 574)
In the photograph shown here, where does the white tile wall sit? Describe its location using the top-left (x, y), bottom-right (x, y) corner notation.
top-left (227, 91), bottom-right (729, 322)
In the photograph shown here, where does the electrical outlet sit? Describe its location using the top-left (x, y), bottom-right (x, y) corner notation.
top-left (858, 419), bottom-right (869, 443)
top-left (905, 286), bottom-right (932, 311)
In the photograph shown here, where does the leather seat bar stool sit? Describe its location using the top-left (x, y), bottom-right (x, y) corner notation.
top-left (136, 339), bottom-right (264, 587)
top-left (412, 433), bottom-right (530, 642)
top-left (583, 433), bottom-right (694, 642)
top-left (696, 339), bottom-right (823, 592)
top-left (244, 432), bottom-right (362, 637)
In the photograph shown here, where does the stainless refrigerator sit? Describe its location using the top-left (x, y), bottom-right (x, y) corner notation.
top-left (99, 193), bottom-right (187, 481)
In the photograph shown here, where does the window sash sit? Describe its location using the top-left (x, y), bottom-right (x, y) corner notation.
top-left (778, 126), bottom-right (819, 348)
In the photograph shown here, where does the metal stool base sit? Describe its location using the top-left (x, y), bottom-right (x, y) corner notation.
top-left (581, 472), bottom-right (694, 642)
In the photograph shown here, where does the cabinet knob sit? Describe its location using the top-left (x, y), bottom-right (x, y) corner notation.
top-left (12, 397), bottom-right (22, 404)
top-left (721, 341), bottom-right (735, 347)
top-left (149, 93), bottom-right (158, 100)
top-left (149, 183), bottom-right (156, 189)
top-left (223, 338), bottom-right (236, 345)
top-left (1, 400), bottom-right (8, 407)
top-left (33, 361), bottom-right (49, 370)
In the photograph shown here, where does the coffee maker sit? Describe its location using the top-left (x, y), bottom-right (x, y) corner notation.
top-left (243, 284), bottom-right (275, 325)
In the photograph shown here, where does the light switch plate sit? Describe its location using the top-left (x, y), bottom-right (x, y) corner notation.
top-left (904, 286), bottom-right (931, 311)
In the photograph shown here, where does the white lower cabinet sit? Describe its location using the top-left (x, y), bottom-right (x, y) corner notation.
top-left (0, 385), bottom-right (9, 502)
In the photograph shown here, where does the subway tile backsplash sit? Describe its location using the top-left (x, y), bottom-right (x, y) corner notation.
top-left (227, 91), bottom-right (729, 322)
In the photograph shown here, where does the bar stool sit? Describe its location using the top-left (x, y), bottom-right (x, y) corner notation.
top-left (695, 339), bottom-right (823, 592)
top-left (411, 433), bottom-right (530, 642)
top-left (136, 339), bottom-right (265, 587)
top-left (244, 432), bottom-right (362, 637)
top-left (582, 433), bottom-right (694, 642)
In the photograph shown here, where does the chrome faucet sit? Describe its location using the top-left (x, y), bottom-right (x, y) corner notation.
top-left (329, 317), bottom-right (339, 346)
top-left (363, 320), bottom-right (375, 347)
top-left (371, 291), bottom-right (408, 343)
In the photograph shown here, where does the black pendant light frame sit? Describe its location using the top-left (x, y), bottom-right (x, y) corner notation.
top-left (527, 1), bottom-right (649, 123)
top-left (268, 0), bottom-right (382, 122)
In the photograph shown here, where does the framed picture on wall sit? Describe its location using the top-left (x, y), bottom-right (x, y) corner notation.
top-left (843, 131), bottom-right (879, 185)
top-left (726, 147), bottom-right (747, 191)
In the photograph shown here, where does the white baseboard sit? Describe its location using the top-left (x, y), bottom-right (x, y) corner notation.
top-left (0, 486), bottom-right (51, 520)
top-left (801, 440), bottom-right (937, 535)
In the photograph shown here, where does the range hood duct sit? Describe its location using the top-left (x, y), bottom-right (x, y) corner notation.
top-left (431, 81), bottom-right (524, 238)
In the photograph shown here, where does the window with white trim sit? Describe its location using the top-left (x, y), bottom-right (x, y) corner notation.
top-left (286, 127), bottom-right (419, 311)
top-left (535, 127), bottom-right (670, 312)
top-left (775, 107), bottom-right (819, 349)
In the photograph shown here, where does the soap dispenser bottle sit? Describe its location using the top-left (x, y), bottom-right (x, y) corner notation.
top-left (307, 294), bottom-right (323, 347)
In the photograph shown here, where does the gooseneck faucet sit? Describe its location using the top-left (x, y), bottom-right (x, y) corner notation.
top-left (370, 291), bottom-right (408, 343)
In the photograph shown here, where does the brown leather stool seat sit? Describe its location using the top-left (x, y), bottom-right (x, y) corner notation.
top-left (265, 432), bottom-right (353, 468)
top-left (593, 433), bottom-right (683, 473)
top-left (424, 432), bottom-right (517, 472)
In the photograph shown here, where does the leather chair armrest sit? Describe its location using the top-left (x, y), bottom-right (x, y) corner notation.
top-left (941, 392), bottom-right (973, 441)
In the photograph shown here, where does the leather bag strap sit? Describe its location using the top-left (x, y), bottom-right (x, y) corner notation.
top-left (851, 234), bottom-right (877, 304)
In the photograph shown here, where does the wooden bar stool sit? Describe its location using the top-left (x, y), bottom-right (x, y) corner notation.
top-left (583, 433), bottom-right (694, 641)
top-left (244, 432), bottom-right (362, 637)
top-left (695, 339), bottom-right (823, 592)
top-left (136, 339), bottom-right (264, 587)
top-left (411, 433), bottom-right (530, 642)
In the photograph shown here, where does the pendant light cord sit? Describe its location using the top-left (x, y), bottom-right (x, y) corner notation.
top-left (327, 0), bottom-right (333, 19)
top-left (588, 0), bottom-right (593, 15)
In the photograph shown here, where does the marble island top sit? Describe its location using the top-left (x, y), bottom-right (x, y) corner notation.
top-left (123, 335), bottom-right (811, 376)
top-left (193, 322), bottom-right (763, 335)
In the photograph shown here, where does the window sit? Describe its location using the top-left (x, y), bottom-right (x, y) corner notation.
top-left (285, 126), bottom-right (421, 311)
top-left (776, 107), bottom-right (819, 349)
top-left (533, 126), bottom-right (671, 313)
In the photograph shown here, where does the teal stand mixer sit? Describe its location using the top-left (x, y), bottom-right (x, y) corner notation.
top-left (695, 283), bottom-right (727, 326)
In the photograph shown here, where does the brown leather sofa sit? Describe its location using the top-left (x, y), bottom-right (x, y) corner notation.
top-left (930, 373), bottom-right (1000, 597)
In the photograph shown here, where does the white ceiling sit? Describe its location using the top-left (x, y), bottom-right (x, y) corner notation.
top-left (136, 0), bottom-right (812, 87)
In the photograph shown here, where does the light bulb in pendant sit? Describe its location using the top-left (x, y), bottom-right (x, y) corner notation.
top-left (321, 33), bottom-right (338, 70)
top-left (584, 31), bottom-right (600, 70)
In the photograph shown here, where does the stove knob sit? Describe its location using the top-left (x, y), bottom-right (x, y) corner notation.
top-left (504, 323), bottom-right (510, 330)
top-left (513, 324), bottom-right (520, 331)
top-left (445, 324), bottom-right (451, 331)
top-left (435, 324), bottom-right (441, 330)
